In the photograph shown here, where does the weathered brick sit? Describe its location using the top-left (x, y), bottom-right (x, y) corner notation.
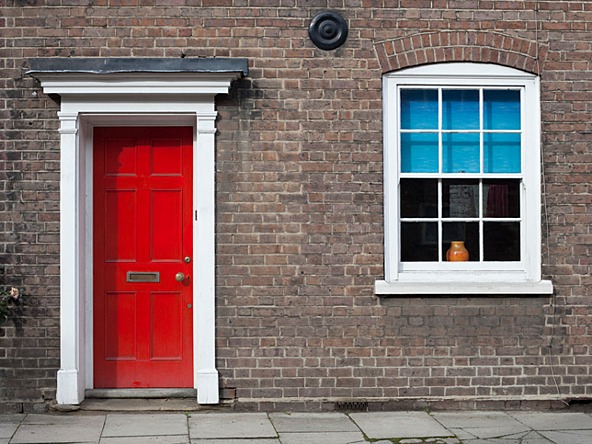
top-left (1, 0), bottom-right (590, 411)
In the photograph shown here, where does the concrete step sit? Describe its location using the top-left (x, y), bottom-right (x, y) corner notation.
top-left (86, 388), bottom-right (197, 399)
top-left (50, 390), bottom-right (234, 413)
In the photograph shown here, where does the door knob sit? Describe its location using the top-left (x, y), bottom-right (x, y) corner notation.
top-left (175, 272), bottom-right (185, 282)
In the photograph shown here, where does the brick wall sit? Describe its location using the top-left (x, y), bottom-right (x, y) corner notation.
top-left (1, 0), bottom-right (590, 412)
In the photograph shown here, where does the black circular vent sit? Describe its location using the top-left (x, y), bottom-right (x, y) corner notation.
top-left (308, 11), bottom-right (348, 51)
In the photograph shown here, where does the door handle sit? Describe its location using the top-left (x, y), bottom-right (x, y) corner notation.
top-left (175, 272), bottom-right (185, 282)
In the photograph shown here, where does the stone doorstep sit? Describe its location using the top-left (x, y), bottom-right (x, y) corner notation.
top-left (85, 389), bottom-right (198, 399)
top-left (49, 389), bottom-right (238, 413)
top-left (51, 398), bottom-right (235, 413)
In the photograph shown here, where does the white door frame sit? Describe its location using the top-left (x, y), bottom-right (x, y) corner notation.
top-left (31, 69), bottom-right (243, 405)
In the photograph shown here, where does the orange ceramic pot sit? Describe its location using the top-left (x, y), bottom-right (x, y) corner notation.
top-left (446, 241), bottom-right (469, 262)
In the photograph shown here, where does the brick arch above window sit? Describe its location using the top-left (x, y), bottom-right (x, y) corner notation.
top-left (375, 31), bottom-right (547, 76)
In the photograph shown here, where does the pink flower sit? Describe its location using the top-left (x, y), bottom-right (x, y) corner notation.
top-left (9, 287), bottom-right (19, 301)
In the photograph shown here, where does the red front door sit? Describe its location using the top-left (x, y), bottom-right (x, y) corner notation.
top-left (93, 126), bottom-right (193, 388)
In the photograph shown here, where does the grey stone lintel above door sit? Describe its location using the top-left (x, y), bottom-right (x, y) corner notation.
top-left (27, 57), bottom-right (249, 77)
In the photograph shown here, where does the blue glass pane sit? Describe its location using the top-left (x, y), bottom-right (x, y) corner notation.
top-left (484, 90), bottom-right (521, 130)
top-left (442, 133), bottom-right (480, 173)
top-left (484, 133), bottom-right (521, 173)
top-left (442, 90), bottom-right (479, 130)
top-left (400, 89), bottom-right (438, 129)
top-left (401, 133), bottom-right (438, 173)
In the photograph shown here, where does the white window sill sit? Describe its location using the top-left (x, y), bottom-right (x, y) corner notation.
top-left (375, 279), bottom-right (553, 295)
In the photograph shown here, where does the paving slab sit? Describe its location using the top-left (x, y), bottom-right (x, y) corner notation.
top-left (459, 432), bottom-right (532, 443)
top-left (19, 414), bottom-right (104, 426)
top-left (101, 437), bottom-right (189, 444)
top-left (460, 439), bottom-right (523, 444)
top-left (448, 427), bottom-right (478, 440)
top-left (520, 431), bottom-right (556, 443)
top-left (432, 411), bottom-right (524, 429)
top-left (509, 411), bottom-right (592, 430)
top-left (11, 414), bottom-right (105, 444)
top-left (0, 414), bottom-right (26, 421)
top-left (539, 429), bottom-right (592, 444)
top-left (350, 411), bottom-right (452, 440)
top-left (410, 440), bottom-right (458, 444)
top-left (433, 411), bottom-right (530, 439)
top-left (191, 440), bottom-right (280, 444)
top-left (394, 439), bottom-right (458, 444)
top-left (102, 413), bottom-right (187, 438)
top-left (188, 413), bottom-right (276, 439)
top-left (278, 431), bottom-right (366, 444)
top-left (269, 412), bottom-right (358, 432)
top-left (0, 414), bottom-right (24, 439)
top-left (458, 431), bottom-right (554, 444)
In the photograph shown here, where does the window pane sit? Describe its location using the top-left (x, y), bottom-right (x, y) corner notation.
top-left (400, 89), bottom-right (438, 129)
top-left (400, 179), bottom-right (438, 218)
top-left (401, 133), bottom-right (439, 173)
top-left (442, 133), bottom-right (480, 173)
top-left (484, 133), bottom-right (521, 173)
top-left (442, 222), bottom-right (479, 261)
top-left (442, 180), bottom-right (479, 218)
top-left (483, 222), bottom-right (521, 261)
top-left (484, 90), bottom-right (520, 130)
top-left (483, 180), bottom-right (520, 218)
top-left (401, 222), bottom-right (438, 261)
top-left (442, 90), bottom-right (479, 130)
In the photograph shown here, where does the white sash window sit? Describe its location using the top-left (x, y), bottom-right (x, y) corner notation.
top-left (376, 63), bottom-right (553, 295)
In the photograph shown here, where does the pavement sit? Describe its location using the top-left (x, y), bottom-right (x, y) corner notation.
top-left (2, 410), bottom-right (592, 443)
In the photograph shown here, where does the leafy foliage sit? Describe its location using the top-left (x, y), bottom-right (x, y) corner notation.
top-left (0, 287), bottom-right (22, 324)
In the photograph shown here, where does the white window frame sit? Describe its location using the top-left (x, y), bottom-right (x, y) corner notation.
top-left (376, 63), bottom-right (553, 295)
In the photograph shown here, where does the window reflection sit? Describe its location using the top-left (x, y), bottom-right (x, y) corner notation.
top-left (483, 180), bottom-right (520, 218)
top-left (442, 181), bottom-right (479, 218)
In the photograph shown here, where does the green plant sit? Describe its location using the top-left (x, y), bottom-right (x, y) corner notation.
top-left (0, 287), bottom-right (22, 324)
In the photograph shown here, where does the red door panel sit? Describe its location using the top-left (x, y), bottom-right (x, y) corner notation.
top-left (151, 291), bottom-right (183, 359)
top-left (104, 190), bottom-right (137, 261)
top-left (151, 190), bottom-right (183, 261)
top-left (93, 126), bottom-right (193, 388)
top-left (104, 292), bottom-right (137, 360)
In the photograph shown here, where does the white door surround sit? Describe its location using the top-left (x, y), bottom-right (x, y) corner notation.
top-left (28, 58), bottom-right (248, 405)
